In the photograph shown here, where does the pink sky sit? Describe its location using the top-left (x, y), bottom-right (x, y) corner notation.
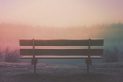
top-left (0, 0), bottom-right (123, 27)
top-left (0, 0), bottom-right (122, 50)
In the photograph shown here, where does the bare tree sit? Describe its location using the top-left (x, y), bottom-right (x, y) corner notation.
top-left (104, 47), bottom-right (119, 62)
top-left (4, 48), bottom-right (20, 62)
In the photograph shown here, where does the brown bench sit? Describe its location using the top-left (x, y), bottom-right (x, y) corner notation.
top-left (20, 39), bottom-right (104, 73)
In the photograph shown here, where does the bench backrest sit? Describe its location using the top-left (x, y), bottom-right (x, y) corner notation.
top-left (20, 39), bottom-right (104, 56)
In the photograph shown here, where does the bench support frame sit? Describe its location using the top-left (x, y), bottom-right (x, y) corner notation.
top-left (20, 39), bottom-right (103, 73)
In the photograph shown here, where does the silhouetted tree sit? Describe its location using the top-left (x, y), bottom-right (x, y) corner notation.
top-left (104, 47), bottom-right (119, 62)
top-left (4, 48), bottom-right (20, 62)
top-left (0, 49), bottom-right (3, 61)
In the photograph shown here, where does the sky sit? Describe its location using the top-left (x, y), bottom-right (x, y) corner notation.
top-left (0, 0), bottom-right (123, 50)
top-left (0, 0), bottom-right (123, 27)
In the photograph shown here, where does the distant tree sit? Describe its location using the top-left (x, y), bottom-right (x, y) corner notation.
top-left (104, 47), bottom-right (119, 62)
top-left (4, 48), bottom-right (20, 62)
top-left (0, 49), bottom-right (3, 61)
top-left (112, 47), bottom-right (119, 61)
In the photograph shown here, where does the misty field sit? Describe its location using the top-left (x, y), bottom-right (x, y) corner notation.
top-left (0, 62), bottom-right (123, 82)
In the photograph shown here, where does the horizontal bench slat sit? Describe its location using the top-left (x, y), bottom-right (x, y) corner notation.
top-left (21, 56), bottom-right (103, 59)
top-left (20, 49), bottom-right (103, 56)
top-left (20, 40), bottom-right (104, 46)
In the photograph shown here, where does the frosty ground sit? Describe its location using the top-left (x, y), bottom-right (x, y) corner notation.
top-left (0, 62), bottom-right (123, 82)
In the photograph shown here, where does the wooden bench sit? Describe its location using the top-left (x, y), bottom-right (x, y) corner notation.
top-left (19, 39), bottom-right (104, 73)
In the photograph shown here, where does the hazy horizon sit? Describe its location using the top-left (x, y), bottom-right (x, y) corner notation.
top-left (0, 23), bottom-right (104, 50)
top-left (0, 23), bottom-right (123, 50)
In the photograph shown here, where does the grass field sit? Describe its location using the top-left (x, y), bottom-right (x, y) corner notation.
top-left (0, 62), bottom-right (123, 82)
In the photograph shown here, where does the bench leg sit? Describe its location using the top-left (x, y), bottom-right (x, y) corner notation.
top-left (34, 62), bottom-right (36, 74)
top-left (85, 58), bottom-right (92, 73)
top-left (86, 62), bottom-right (90, 73)
top-left (32, 58), bottom-right (37, 74)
